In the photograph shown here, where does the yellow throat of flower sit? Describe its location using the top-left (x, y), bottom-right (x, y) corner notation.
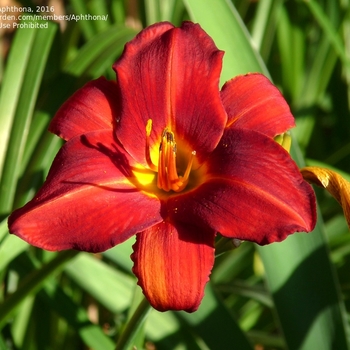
top-left (145, 119), bottom-right (196, 192)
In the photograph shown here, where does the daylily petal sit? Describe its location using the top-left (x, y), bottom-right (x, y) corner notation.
top-left (169, 128), bottom-right (316, 244)
top-left (114, 21), bottom-right (226, 165)
top-left (301, 166), bottom-right (350, 228)
top-left (49, 77), bottom-right (119, 140)
top-left (131, 221), bottom-right (215, 312)
top-left (8, 130), bottom-right (162, 252)
top-left (221, 73), bottom-right (295, 137)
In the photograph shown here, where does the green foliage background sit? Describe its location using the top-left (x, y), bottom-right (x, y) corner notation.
top-left (1, 0), bottom-right (350, 349)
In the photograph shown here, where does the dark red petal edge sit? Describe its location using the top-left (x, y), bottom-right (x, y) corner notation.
top-left (49, 77), bottom-right (119, 141)
top-left (221, 73), bottom-right (295, 137)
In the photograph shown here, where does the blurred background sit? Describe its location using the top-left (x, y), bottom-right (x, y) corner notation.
top-left (1, 0), bottom-right (350, 349)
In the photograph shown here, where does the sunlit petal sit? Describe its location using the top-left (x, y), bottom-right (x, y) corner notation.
top-left (49, 77), bottom-right (119, 140)
top-left (132, 221), bottom-right (215, 312)
top-left (221, 73), bottom-right (295, 137)
top-left (8, 130), bottom-right (162, 252)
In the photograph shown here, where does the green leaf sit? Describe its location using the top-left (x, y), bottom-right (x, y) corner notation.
top-left (0, 24), bottom-right (36, 179)
top-left (0, 250), bottom-right (79, 328)
top-left (298, 1), bottom-right (344, 108)
top-left (0, 20), bottom-right (57, 217)
top-left (115, 293), bottom-right (151, 350)
top-left (69, 0), bottom-right (97, 40)
top-left (11, 252), bottom-right (115, 350)
top-left (144, 0), bottom-right (162, 24)
top-left (102, 236), bottom-right (135, 273)
top-left (0, 233), bottom-right (29, 272)
top-left (64, 253), bottom-right (134, 312)
top-left (41, 279), bottom-right (115, 350)
top-left (177, 283), bottom-right (253, 349)
top-left (145, 311), bottom-right (181, 344)
top-left (257, 227), bottom-right (350, 350)
top-left (64, 25), bottom-right (137, 77)
top-left (276, 5), bottom-right (305, 100)
top-left (183, 0), bottom-right (268, 84)
top-left (251, 0), bottom-right (284, 61)
top-left (304, 0), bottom-right (350, 70)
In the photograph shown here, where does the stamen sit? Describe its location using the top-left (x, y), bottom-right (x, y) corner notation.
top-left (157, 130), bottom-right (169, 191)
top-left (146, 121), bottom-right (196, 192)
top-left (171, 151), bottom-right (196, 192)
top-left (158, 129), bottom-right (196, 192)
top-left (182, 151), bottom-right (196, 181)
top-left (145, 119), bottom-right (158, 171)
top-left (167, 140), bottom-right (179, 188)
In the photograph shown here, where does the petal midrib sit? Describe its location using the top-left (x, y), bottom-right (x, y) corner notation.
top-left (166, 28), bottom-right (177, 131)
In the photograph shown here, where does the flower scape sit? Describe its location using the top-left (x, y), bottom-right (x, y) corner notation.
top-left (8, 21), bottom-right (316, 312)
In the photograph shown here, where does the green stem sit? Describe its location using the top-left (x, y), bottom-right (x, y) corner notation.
top-left (215, 236), bottom-right (241, 256)
top-left (0, 249), bottom-right (79, 328)
top-left (115, 296), bottom-right (151, 350)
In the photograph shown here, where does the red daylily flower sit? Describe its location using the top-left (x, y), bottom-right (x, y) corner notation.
top-left (8, 21), bottom-right (316, 312)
